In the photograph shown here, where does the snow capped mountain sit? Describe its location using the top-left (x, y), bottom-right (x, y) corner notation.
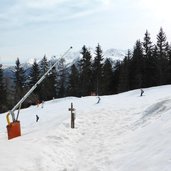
top-left (27, 58), bottom-right (37, 65)
top-left (104, 48), bottom-right (126, 61)
top-left (2, 48), bottom-right (126, 85)
top-left (62, 48), bottom-right (126, 65)
top-left (2, 48), bottom-right (126, 69)
top-left (63, 51), bottom-right (81, 65)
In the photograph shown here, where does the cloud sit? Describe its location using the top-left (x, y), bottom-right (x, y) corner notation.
top-left (0, 0), bottom-right (113, 30)
top-left (20, 0), bottom-right (65, 9)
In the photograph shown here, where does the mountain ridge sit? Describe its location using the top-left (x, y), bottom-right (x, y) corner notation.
top-left (1, 48), bottom-right (126, 68)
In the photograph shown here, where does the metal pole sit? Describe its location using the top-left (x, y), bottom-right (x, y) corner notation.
top-left (10, 46), bottom-right (72, 121)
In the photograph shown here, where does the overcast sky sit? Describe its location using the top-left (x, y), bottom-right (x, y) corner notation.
top-left (0, 0), bottom-right (171, 64)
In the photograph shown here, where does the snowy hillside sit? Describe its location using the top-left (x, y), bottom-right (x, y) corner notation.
top-left (1, 85), bottom-right (171, 171)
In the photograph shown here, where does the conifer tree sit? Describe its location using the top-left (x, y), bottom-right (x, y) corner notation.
top-left (166, 44), bottom-right (171, 83)
top-left (148, 45), bottom-right (161, 86)
top-left (156, 27), bottom-right (168, 85)
top-left (0, 64), bottom-right (7, 112)
top-left (143, 30), bottom-right (153, 58)
top-left (39, 55), bottom-right (49, 101)
top-left (29, 59), bottom-right (41, 101)
top-left (113, 60), bottom-right (122, 94)
top-left (92, 44), bottom-right (104, 95)
top-left (142, 30), bottom-right (158, 87)
top-left (47, 60), bottom-right (57, 99)
top-left (14, 58), bottom-right (25, 104)
top-left (101, 58), bottom-right (113, 95)
top-left (129, 40), bottom-right (144, 89)
top-left (80, 45), bottom-right (93, 96)
top-left (117, 50), bottom-right (131, 93)
top-left (30, 59), bottom-right (40, 86)
top-left (56, 58), bottom-right (67, 98)
top-left (39, 55), bottom-right (57, 101)
top-left (40, 55), bottom-right (49, 76)
top-left (67, 64), bottom-right (79, 96)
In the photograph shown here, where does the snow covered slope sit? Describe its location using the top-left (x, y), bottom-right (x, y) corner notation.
top-left (1, 85), bottom-right (171, 171)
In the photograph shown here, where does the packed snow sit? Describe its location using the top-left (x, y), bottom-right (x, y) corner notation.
top-left (1, 85), bottom-right (171, 171)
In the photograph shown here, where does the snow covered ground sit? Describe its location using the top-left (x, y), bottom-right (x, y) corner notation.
top-left (1, 85), bottom-right (171, 171)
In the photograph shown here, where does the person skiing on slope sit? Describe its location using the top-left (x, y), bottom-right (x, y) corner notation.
top-left (36, 115), bottom-right (39, 122)
top-left (140, 89), bottom-right (144, 96)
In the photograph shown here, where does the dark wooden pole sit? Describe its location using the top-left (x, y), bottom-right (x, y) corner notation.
top-left (68, 102), bottom-right (75, 128)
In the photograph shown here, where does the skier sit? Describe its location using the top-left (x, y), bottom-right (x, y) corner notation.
top-left (140, 89), bottom-right (144, 96)
top-left (41, 101), bottom-right (44, 108)
top-left (36, 115), bottom-right (39, 122)
top-left (97, 96), bottom-right (101, 104)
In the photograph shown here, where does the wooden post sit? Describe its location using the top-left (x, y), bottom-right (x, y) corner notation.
top-left (68, 102), bottom-right (75, 128)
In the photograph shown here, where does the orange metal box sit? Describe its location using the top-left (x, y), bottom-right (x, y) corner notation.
top-left (7, 121), bottom-right (21, 140)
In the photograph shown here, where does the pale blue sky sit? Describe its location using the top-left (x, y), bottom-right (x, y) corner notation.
top-left (0, 0), bottom-right (171, 64)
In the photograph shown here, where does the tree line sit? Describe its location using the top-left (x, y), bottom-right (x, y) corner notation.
top-left (0, 27), bottom-right (171, 113)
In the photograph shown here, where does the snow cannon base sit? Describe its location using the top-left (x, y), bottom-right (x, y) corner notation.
top-left (7, 121), bottom-right (21, 140)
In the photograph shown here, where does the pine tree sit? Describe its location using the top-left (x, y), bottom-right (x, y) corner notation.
top-left (92, 44), bottom-right (104, 95)
top-left (143, 30), bottom-right (153, 58)
top-left (101, 58), bottom-right (113, 95)
top-left (142, 30), bottom-right (158, 87)
top-left (40, 55), bottom-right (49, 76)
top-left (80, 45), bottom-right (93, 96)
top-left (29, 59), bottom-right (41, 102)
top-left (14, 58), bottom-right (25, 104)
top-left (56, 58), bottom-right (67, 98)
top-left (30, 59), bottom-right (40, 86)
top-left (39, 55), bottom-right (50, 101)
top-left (0, 64), bottom-right (7, 112)
top-left (47, 60), bottom-right (57, 99)
top-left (67, 64), bottom-right (80, 96)
top-left (156, 27), bottom-right (169, 85)
top-left (113, 60), bottom-right (122, 94)
top-left (129, 40), bottom-right (144, 89)
top-left (117, 50), bottom-right (131, 93)
top-left (166, 44), bottom-right (171, 83)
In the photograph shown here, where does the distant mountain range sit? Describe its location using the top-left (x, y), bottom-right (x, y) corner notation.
top-left (61, 48), bottom-right (126, 65)
top-left (2, 48), bottom-right (126, 98)
top-left (3, 48), bottom-right (127, 77)
top-left (104, 49), bottom-right (127, 61)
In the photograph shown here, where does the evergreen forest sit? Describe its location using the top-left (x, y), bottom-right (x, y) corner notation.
top-left (1, 27), bottom-right (171, 113)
